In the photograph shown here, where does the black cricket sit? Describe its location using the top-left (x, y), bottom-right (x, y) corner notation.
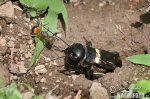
top-left (63, 40), bottom-right (122, 80)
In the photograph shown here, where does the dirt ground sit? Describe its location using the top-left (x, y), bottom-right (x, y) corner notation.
top-left (0, 0), bottom-right (150, 99)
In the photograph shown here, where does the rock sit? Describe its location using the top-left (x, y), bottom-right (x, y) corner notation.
top-left (35, 76), bottom-right (42, 83)
top-left (40, 77), bottom-right (47, 83)
top-left (42, 86), bottom-right (48, 90)
top-left (71, 75), bottom-right (78, 81)
top-left (98, 1), bottom-right (107, 7)
top-left (73, 76), bottom-right (92, 91)
top-left (56, 79), bottom-right (60, 83)
top-left (89, 82), bottom-right (109, 99)
top-left (18, 61), bottom-right (27, 73)
top-left (0, 46), bottom-right (8, 55)
top-left (0, 1), bottom-right (14, 18)
top-left (49, 72), bottom-right (52, 76)
top-left (22, 91), bottom-right (34, 99)
top-left (9, 61), bottom-right (27, 74)
top-left (18, 33), bottom-right (22, 37)
top-left (45, 95), bottom-right (59, 99)
top-left (10, 37), bottom-right (15, 41)
top-left (20, 44), bottom-right (26, 53)
top-left (0, 37), bottom-right (6, 46)
top-left (9, 23), bottom-right (13, 28)
top-left (10, 75), bottom-right (18, 80)
top-left (28, 40), bottom-right (33, 45)
top-left (20, 57), bottom-right (25, 61)
top-left (56, 33), bottom-right (62, 38)
top-left (35, 65), bottom-right (47, 75)
top-left (8, 40), bottom-right (15, 48)
top-left (25, 52), bottom-right (32, 58)
top-left (45, 57), bottom-right (51, 63)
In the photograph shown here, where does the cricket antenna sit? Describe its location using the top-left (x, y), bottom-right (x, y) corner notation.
top-left (34, 19), bottom-right (70, 47)
top-left (42, 25), bottom-right (70, 47)
top-left (50, 56), bottom-right (65, 61)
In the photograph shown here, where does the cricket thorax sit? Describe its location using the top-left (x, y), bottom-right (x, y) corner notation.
top-left (83, 47), bottom-right (101, 66)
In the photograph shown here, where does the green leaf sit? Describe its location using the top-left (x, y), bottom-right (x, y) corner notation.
top-left (0, 92), bottom-right (6, 99)
top-left (28, 9), bottom-right (37, 17)
top-left (31, 95), bottom-right (44, 99)
top-left (30, 38), bottom-right (45, 67)
top-left (127, 54), bottom-right (150, 66)
top-left (41, 8), bottom-right (58, 35)
top-left (19, 0), bottom-right (49, 17)
top-left (0, 78), bottom-right (4, 88)
top-left (141, 98), bottom-right (150, 99)
top-left (5, 83), bottom-right (22, 99)
top-left (48, 0), bottom-right (68, 30)
top-left (129, 80), bottom-right (150, 94)
top-left (19, 0), bottom-right (49, 11)
top-left (115, 95), bottom-right (122, 99)
top-left (61, 6), bottom-right (68, 31)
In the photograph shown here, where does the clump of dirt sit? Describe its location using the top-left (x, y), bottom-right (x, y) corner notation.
top-left (0, 0), bottom-right (150, 98)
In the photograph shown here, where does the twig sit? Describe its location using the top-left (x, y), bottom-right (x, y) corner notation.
top-left (74, 90), bottom-right (82, 99)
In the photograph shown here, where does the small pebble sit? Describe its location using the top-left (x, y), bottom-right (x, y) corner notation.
top-left (10, 37), bottom-right (15, 41)
top-left (10, 75), bottom-right (18, 80)
top-left (18, 33), bottom-right (22, 37)
top-left (99, 1), bottom-right (107, 7)
top-left (35, 76), bottom-right (43, 83)
top-left (89, 82), bottom-right (109, 99)
top-left (40, 77), bottom-right (47, 83)
top-left (21, 57), bottom-right (25, 61)
top-left (25, 52), bottom-right (32, 58)
top-left (28, 40), bottom-right (33, 45)
top-left (22, 92), bottom-right (34, 99)
top-left (8, 40), bottom-right (15, 48)
top-left (30, 44), bottom-right (35, 50)
top-left (71, 75), bottom-right (78, 81)
top-left (56, 33), bottom-right (62, 38)
top-left (90, 8), bottom-right (94, 11)
top-left (18, 61), bottom-right (27, 73)
top-left (45, 63), bottom-right (49, 66)
top-left (45, 57), bottom-right (51, 63)
top-left (0, 37), bottom-right (6, 46)
top-left (42, 86), bottom-right (48, 90)
top-left (23, 17), bottom-right (30, 23)
top-left (49, 72), bottom-right (52, 76)
top-left (35, 65), bottom-right (47, 75)
top-left (9, 24), bottom-right (13, 28)
top-left (56, 80), bottom-right (60, 83)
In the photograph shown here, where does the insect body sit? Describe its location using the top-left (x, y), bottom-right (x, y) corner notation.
top-left (32, 26), bottom-right (55, 45)
top-left (64, 41), bottom-right (122, 80)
